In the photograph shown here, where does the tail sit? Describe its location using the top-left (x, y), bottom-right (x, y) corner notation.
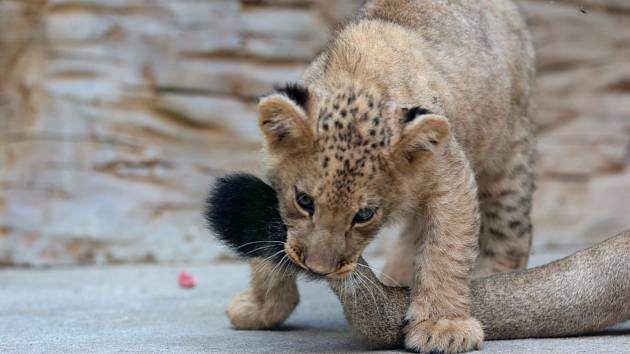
top-left (204, 173), bottom-right (286, 260)
top-left (472, 230), bottom-right (630, 339)
top-left (330, 230), bottom-right (630, 346)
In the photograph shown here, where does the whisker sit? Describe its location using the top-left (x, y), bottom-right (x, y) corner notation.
top-left (245, 244), bottom-right (282, 255)
top-left (261, 249), bottom-right (286, 263)
top-left (353, 271), bottom-right (382, 318)
top-left (278, 254), bottom-right (293, 282)
top-left (349, 273), bottom-right (357, 314)
top-left (265, 254), bottom-right (288, 299)
top-left (355, 269), bottom-right (387, 299)
top-left (378, 271), bottom-right (401, 287)
top-left (356, 263), bottom-right (401, 287)
top-left (253, 249), bottom-right (286, 274)
top-left (234, 240), bottom-right (285, 250)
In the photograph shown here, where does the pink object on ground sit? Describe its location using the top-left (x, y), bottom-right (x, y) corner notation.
top-left (178, 271), bottom-right (197, 289)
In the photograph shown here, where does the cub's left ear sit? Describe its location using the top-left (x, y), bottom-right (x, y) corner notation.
top-left (391, 106), bottom-right (451, 163)
top-left (258, 83), bottom-right (315, 154)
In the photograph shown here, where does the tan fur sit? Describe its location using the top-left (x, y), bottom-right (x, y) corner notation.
top-left (229, 1), bottom-right (536, 353)
top-left (328, 230), bottom-right (630, 347)
top-left (226, 258), bottom-right (299, 329)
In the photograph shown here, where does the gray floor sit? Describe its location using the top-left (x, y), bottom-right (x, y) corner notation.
top-left (1, 252), bottom-right (629, 354)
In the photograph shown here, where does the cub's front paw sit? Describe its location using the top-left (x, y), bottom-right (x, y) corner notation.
top-left (226, 288), bottom-right (298, 330)
top-left (403, 316), bottom-right (483, 354)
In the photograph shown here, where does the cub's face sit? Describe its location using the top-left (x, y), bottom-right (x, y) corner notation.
top-left (258, 82), bottom-right (450, 278)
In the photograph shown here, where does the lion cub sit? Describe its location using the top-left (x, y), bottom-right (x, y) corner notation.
top-left (227, 1), bottom-right (535, 353)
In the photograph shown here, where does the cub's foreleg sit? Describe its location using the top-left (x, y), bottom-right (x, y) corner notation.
top-left (403, 151), bottom-right (484, 354)
top-left (226, 258), bottom-right (299, 329)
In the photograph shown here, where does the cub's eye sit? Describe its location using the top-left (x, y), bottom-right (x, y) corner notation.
top-left (295, 188), bottom-right (315, 215)
top-left (353, 207), bottom-right (376, 225)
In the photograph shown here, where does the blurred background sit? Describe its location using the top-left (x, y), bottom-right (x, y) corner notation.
top-left (1, 0), bottom-right (629, 267)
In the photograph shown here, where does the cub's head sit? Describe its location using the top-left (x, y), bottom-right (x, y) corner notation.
top-left (258, 82), bottom-right (450, 278)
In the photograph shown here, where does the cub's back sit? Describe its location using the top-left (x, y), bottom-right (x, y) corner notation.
top-left (305, 0), bottom-right (535, 175)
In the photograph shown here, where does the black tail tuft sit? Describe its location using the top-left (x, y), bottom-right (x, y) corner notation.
top-left (204, 173), bottom-right (287, 259)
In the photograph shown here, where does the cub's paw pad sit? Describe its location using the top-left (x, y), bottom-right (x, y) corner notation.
top-left (403, 317), bottom-right (483, 354)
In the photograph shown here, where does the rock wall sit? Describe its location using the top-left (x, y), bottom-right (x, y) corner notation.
top-left (1, 0), bottom-right (629, 266)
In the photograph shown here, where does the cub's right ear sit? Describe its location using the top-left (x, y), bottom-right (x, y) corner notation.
top-left (258, 83), bottom-right (315, 154)
top-left (391, 106), bottom-right (451, 164)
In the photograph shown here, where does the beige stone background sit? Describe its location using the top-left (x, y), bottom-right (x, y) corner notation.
top-left (1, 0), bottom-right (628, 267)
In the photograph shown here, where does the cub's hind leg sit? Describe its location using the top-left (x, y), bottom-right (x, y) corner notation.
top-left (226, 258), bottom-right (299, 329)
top-left (474, 138), bottom-right (535, 278)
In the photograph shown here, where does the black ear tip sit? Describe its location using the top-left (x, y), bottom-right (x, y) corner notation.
top-left (274, 82), bottom-right (309, 108)
top-left (403, 106), bottom-right (433, 123)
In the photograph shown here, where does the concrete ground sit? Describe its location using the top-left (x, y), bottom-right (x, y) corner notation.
top-left (1, 251), bottom-right (629, 354)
